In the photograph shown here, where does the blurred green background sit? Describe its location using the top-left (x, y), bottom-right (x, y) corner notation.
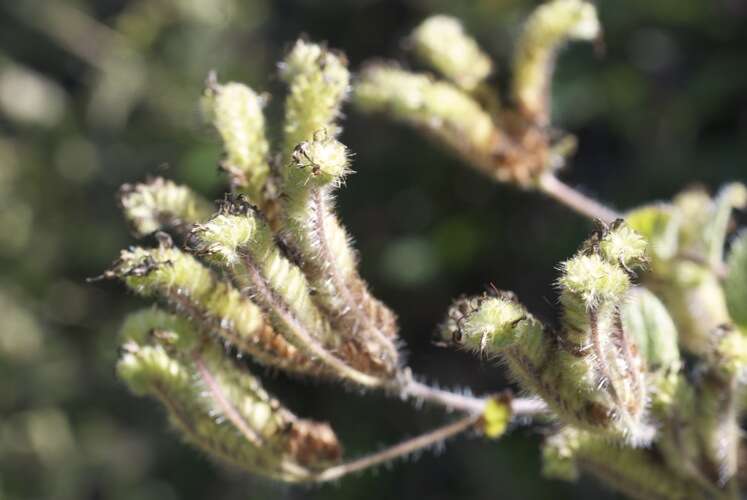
top-left (0, 0), bottom-right (745, 499)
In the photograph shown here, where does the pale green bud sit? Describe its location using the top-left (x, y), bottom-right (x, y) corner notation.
top-left (559, 254), bottom-right (631, 308)
top-left (627, 186), bottom-right (742, 356)
top-left (119, 177), bottom-right (213, 238)
top-left (290, 133), bottom-right (350, 187)
top-left (621, 287), bottom-right (679, 373)
top-left (441, 293), bottom-right (546, 360)
top-left (512, 0), bottom-right (600, 125)
top-left (280, 39), bottom-right (350, 159)
top-left (625, 204), bottom-right (680, 262)
top-left (202, 78), bottom-right (270, 203)
top-left (409, 15), bottom-right (493, 92)
top-left (725, 230), bottom-right (747, 331)
top-left (621, 287), bottom-right (681, 415)
top-left (599, 221), bottom-right (648, 270)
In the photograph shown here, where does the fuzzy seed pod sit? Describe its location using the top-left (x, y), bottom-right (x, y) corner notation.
top-left (280, 39), bottom-right (350, 158)
top-left (555, 222), bottom-right (649, 442)
top-left (106, 238), bottom-right (322, 376)
top-left (189, 201), bottom-right (385, 387)
top-left (354, 65), bottom-right (494, 152)
top-left (282, 133), bottom-right (400, 376)
top-left (119, 177), bottom-right (213, 238)
top-left (409, 15), bottom-right (493, 92)
top-left (512, 0), bottom-right (600, 126)
top-left (201, 78), bottom-right (271, 204)
top-left (117, 309), bottom-right (341, 481)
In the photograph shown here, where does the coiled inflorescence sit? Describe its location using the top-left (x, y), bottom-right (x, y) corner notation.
top-left (106, 37), bottom-right (408, 479)
top-left (442, 221), bottom-right (651, 443)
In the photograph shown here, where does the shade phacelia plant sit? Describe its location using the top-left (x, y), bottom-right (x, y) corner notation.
top-left (101, 1), bottom-right (747, 497)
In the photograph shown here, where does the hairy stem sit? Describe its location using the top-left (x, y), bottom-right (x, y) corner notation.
top-left (538, 173), bottom-right (620, 224)
top-left (400, 376), bottom-right (548, 416)
top-left (311, 413), bottom-right (481, 482)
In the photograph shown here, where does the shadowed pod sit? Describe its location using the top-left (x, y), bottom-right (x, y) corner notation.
top-left (354, 0), bottom-right (602, 195)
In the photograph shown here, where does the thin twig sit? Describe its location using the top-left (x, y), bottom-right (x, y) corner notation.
top-left (311, 413), bottom-right (481, 482)
top-left (537, 173), bottom-right (621, 224)
top-left (400, 376), bottom-right (548, 416)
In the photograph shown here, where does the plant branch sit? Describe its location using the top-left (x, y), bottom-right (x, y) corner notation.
top-left (398, 375), bottom-right (548, 416)
top-left (537, 173), bottom-right (621, 224)
top-left (310, 413), bottom-right (481, 482)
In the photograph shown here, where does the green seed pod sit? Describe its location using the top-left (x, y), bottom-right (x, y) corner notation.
top-left (282, 133), bottom-right (400, 376)
top-left (554, 223), bottom-right (649, 442)
top-left (189, 202), bottom-right (384, 387)
top-left (725, 231), bottom-right (747, 331)
top-left (119, 177), bottom-right (213, 238)
top-left (117, 310), bottom-right (341, 481)
top-left (190, 206), bottom-right (335, 347)
top-left (408, 15), bottom-right (493, 92)
top-left (440, 292), bottom-right (548, 371)
top-left (280, 39), bottom-right (350, 159)
top-left (542, 427), bottom-right (705, 500)
top-left (512, 0), bottom-right (600, 125)
top-left (106, 238), bottom-right (321, 376)
top-left (201, 78), bottom-right (271, 204)
top-left (354, 65), bottom-right (494, 151)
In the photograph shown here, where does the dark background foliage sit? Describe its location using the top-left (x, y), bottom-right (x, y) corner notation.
top-left (0, 1), bottom-right (745, 499)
